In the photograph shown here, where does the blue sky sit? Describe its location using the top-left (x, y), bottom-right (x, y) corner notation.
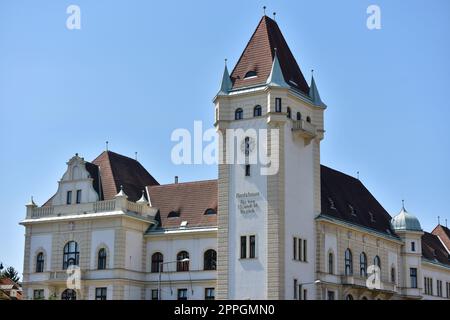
top-left (1, 0), bottom-right (449, 276)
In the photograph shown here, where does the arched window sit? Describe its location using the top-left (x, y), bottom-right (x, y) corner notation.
top-left (360, 252), bottom-right (367, 277)
top-left (287, 107), bottom-right (291, 119)
top-left (204, 249), bottom-right (217, 271)
top-left (346, 294), bottom-right (354, 300)
top-left (328, 252), bottom-right (334, 274)
top-left (244, 71), bottom-right (257, 78)
top-left (176, 251), bottom-right (189, 272)
top-left (253, 105), bottom-right (262, 117)
top-left (151, 252), bottom-right (164, 273)
top-left (61, 289), bottom-right (77, 300)
top-left (63, 241), bottom-right (79, 270)
top-left (374, 255), bottom-right (381, 271)
top-left (344, 249), bottom-right (353, 275)
top-left (306, 116), bottom-right (311, 123)
top-left (36, 252), bottom-right (44, 273)
top-left (391, 266), bottom-right (396, 283)
top-left (296, 112), bottom-right (302, 121)
top-left (204, 208), bottom-right (216, 215)
top-left (97, 248), bottom-right (107, 270)
top-left (235, 108), bottom-right (243, 120)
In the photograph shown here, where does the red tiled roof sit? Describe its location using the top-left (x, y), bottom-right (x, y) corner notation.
top-left (230, 15), bottom-right (309, 94)
top-left (92, 151), bottom-right (159, 202)
top-left (431, 224), bottom-right (450, 253)
top-left (422, 231), bottom-right (450, 266)
top-left (147, 180), bottom-right (217, 229)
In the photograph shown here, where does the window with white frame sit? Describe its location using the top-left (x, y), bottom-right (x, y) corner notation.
top-left (424, 277), bottom-right (433, 295)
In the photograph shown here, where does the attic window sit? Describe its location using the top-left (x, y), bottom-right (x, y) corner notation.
top-left (168, 210), bottom-right (180, 218)
top-left (205, 208), bottom-right (217, 215)
top-left (244, 71), bottom-right (257, 79)
top-left (369, 211), bottom-right (376, 223)
top-left (328, 197), bottom-right (336, 210)
top-left (180, 221), bottom-right (188, 228)
top-left (349, 204), bottom-right (356, 216)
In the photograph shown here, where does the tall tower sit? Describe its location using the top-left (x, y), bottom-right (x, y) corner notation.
top-left (215, 15), bottom-right (326, 299)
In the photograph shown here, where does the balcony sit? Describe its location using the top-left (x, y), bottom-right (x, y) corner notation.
top-left (26, 198), bottom-right (156, 221)
top-left (292, 120), bottom-right (316, 144)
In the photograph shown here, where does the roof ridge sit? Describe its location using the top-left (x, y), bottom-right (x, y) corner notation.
top-left (148, 179), bottom-right (217, 188)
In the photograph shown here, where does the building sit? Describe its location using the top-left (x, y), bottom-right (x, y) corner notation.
top-left (0, 278), bottom-right (23, 300)
top-left (20, 15), bottom-right (450, 300)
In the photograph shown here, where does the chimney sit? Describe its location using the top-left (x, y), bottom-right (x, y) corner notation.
top-left (175, 176), bottom-right (179, 184)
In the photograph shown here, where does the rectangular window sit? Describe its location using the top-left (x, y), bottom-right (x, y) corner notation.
top-left (293, 279), bottom-right (298, 299)
top-left (33, 289), bottom-right (44, 300)
top-left (424, 277), bottom-right (433, 295)
top-left (249, 235), bottom-right (256, 258)
top-left (437, 280), bottom-right (443, 297)
top-left (151, 289), bottom-right (159, 300)
top-left (240, 236), bottom-right (247, 259)
top-left (446, 282), bottom-right (450, 298)
top-left (327, 290), bottom-right (335, 300)
top-left (303, 289), bottom-right (307, 300)
top-left (245, 164), bottom-right (251, 177)
top-left (205, 288), bottom-right (215, 300)
top-left (76, 190), bottom-right (82, 204)
top-left (293, 237), bottom-right (297, 260)
top-left (411, 241), bottom-right (415, 252)
top-left (410, 268), bottom-right (417, 288)
top-left (298, 238), bottom-right (302, 261)
top-left (177, 289), bottom-right (188, 300)
top-left (275, 98), bottom-right (282, 112)
top-left (95, 287), bottom-right (107, 300)
top-left (303, 239), bottom-right (307, 262)
top-left (66, 191), bottom-right (72, 205)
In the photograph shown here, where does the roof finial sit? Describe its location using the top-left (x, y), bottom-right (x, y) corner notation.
top-left (402, 199), bottom-right (405, 210)
top-left (356, 171), bottom-right (359, 180)
top-left (438, 215), bottom-right (441, 225)
top-left (273, 12), bottom-right (276, 21)
top-left (263, 6), bottom-right (266, 16)
top-left (135, 151), bottom-right (138, 161)
top-left (311, 69), bottom-right (314, 76)
top-left (446, 219), bottom-right (448, 228)
top-left (106, 141), bottom-right (109, 151)
top-left (224, 58), bottom-right (227, 66)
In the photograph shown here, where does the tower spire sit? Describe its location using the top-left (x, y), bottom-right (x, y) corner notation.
top-left (266, 48), bottom-right (289, 88)
top-left (217, 59), bottom-right (232, 96)
top-left (309, 71), bottom-right (327, 108)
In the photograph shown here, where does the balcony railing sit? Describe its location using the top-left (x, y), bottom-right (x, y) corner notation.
top-left (27, 198), bottom-right (155, 220)
top-left (292, 120), bottom-right (316, 143)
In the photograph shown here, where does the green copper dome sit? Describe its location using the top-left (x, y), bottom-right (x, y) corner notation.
top-left (391, 207), bottom-right (422, 232)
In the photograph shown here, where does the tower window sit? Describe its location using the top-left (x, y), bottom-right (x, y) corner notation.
top-left (240, 236), bottom-right (247, 259)
top-left (296, 112), bottom-right (302, 121)
top-left (253, 105), bottom-right (262, 117)
top-left (287, 107), bottom-right (291, 119)
top-left (245, 164), bottom-right (251, 177)
top-left (275, 98), bottom-right (282, 112)
top-left (306, 116), bottom-right (311, 123)
top-left (411, 242), bottom-right (416, 252)
top-left (36, 252), bottom-right (44, 273)
top-left (249, 235), bottom-right (256, 258)
top-left (235, 108), bottom-right (243, 120)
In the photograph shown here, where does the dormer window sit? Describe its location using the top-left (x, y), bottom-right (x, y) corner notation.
top-left (204, 208), bottom-right (217, 215)
top-left (168, 210), bottom-right (180, 218)
top-left (76, 190), bottom-right (82, 204)
top-left (66, 191), bottom-right (72, 205)
top-left (244, 71), bottom-right (257, 79)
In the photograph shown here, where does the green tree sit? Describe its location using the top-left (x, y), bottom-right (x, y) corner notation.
top-left (1, 266), bottom-right (20, 283)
